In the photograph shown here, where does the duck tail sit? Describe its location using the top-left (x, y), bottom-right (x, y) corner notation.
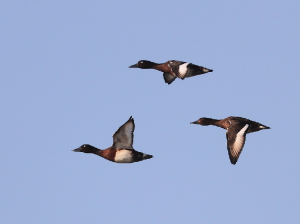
top-left (203, 68), bottom-right (213, 73)
top-left (259, 125), bottom-right (270, 130)
top-left (142, 153), bottom-right (153, 160)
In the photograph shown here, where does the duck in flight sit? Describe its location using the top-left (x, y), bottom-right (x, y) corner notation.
top-left (190, 116), bottom-right (270, 165)
top-left (129, 60), bottom-right (213, 84)
top-left (73, 117), bottom-right (153, 163)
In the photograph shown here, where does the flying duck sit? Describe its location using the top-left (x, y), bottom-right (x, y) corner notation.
top-left (129, 60), bottom-right (213, 84)
top-left (190, 116), bottom-right (270, 165)
top-left (73, 117), bottom-right (153, 163)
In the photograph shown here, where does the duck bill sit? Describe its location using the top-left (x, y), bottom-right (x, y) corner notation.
top-left (129, 63), bottom-right (139, 68)
top-left (72, 147), bottom-right (82, 152)
top-left (190, 120), bottom-right (200, 124)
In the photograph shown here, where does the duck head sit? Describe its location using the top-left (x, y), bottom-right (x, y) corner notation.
top-left (129, 60), bottom-right (157, 69)
top-left (190, 117), bottom-right (212, 126)
top-left (73, 144), bottom-right (98, 153)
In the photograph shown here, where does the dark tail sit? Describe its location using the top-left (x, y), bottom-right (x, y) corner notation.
top-left (259, 125), bottom-right (271, 130)
top-left (142, 153), bottom-right (153, 160)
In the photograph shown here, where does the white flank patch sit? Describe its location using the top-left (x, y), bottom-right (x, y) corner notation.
top-left (232, 124), bottom-right (249, 156)
top-left (178, 63), bottom-right (189, 78)
top-left (114, 150), bottom-right (133, 163)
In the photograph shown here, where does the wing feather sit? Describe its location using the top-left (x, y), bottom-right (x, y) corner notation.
top-left (168, 61), bottom-right (187, 79)
top-left (112, 117), bottom-right (135, 149)
top-left (163, 72), bottom-right (177, 84)
top-left (226, 123), bottom-right (250, 164)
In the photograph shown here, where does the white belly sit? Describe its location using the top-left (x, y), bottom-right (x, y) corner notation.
top-left (114, 150), bottom-right (134, 163)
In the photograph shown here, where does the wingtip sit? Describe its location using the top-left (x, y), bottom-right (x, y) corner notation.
top-left (230, 157), bottom-right (238, 165)
top-left (128, 116), bottom-right (134, 125)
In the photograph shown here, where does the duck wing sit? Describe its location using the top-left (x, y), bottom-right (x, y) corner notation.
top-left (163, 72), bottom-right (177, 84)
top-left (168, 61), bottom-right (188, 79)
top-left (168, 61), bottom-right (212, 80)
top-left (112, 116), bottom-right (135, 149)
top-left (226, 123), bottom-right (250, 165)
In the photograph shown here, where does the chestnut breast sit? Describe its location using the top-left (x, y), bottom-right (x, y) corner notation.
top-left (153, 62), bottom-right (175, 76)
top-left (217, 118), bottom-right (231, 129)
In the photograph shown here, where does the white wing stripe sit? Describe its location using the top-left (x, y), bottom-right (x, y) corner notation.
top-left (232, 124), bottom-right (249, 156)
top-left (237, 124), bottom-right (249, 137)
top-left (178, 63), bottom-right (189, 78)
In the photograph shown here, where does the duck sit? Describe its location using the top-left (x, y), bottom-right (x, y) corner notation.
top-left (73, 116), bottom-right (153, 163)
top-left (129, 60), bottom-right (213, 84)
top-left (190, 116), bottom-right (270, 165)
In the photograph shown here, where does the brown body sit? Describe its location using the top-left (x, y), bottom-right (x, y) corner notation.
top-left (98, 147), bottom-right (117, 162)
top-left (195, 117), bottom-right (269, 134)
top-left (153, 62), bottom-right (176, 76)
top-left (129, 60), bottom-right (213, 84)
top-left (191, 116), bottom-right (270, 165)
top-left (73, 117), bottom-right (153, 163)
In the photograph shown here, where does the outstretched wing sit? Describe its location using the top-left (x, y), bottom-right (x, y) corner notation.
top-left (112, 117), bottom-right (135, 149)
top-left (163, 72), bottom-right (177, 84)
top-left (226, 123), bottom-right (250, 165)
top-left (169, 61), bottom-right (212, 79)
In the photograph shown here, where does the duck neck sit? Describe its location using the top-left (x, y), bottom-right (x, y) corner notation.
top-left (97, 148), bottom-right (115, 162)
top-left (94, 149), bottom-right (103, 156)
top-left (86, 146), bottom-right (101, 154)
top-left (152, 63), bottom-right (168, 72)
top-left (213, 119), bottom-right (225, 129)
top-left (205, 118), bottom-right (223, 128)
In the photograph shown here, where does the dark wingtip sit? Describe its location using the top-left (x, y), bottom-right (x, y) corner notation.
top-left (230, 159), bottom-right (237, 165)
top-left (164, 79), bottom-right (173, 85)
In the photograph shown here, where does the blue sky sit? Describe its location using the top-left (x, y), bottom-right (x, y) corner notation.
top-left (1, 0), bottom-right (299, 223)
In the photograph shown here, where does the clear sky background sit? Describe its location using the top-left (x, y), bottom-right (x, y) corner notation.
top-left (1, 1), bottom-right (299, 223)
